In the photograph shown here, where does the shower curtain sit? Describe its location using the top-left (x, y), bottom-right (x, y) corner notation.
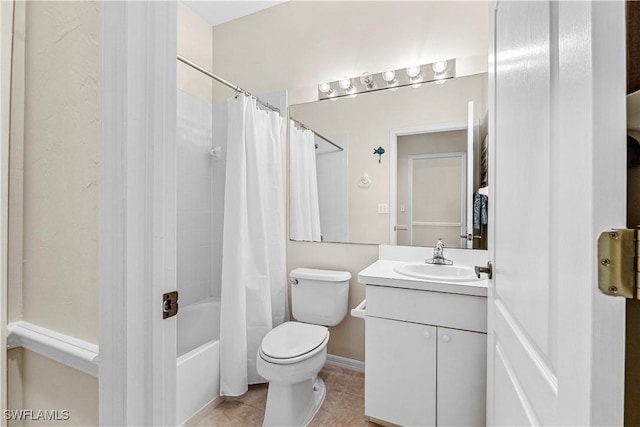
top-left (289, 123), bottom-right (322, 241)
top-left (220, 94), bottom-right (287, 396)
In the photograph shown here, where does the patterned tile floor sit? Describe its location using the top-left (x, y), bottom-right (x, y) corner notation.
top-left (194, 364), bottom-right (379, 426)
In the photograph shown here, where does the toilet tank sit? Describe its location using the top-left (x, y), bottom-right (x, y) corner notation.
top-left (290, 268), bottom-right (351, 326)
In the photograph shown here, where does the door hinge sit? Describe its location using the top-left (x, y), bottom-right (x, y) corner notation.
top-left (597, 228), bottom-right (640, 299)
top-left (163, 291), bottom-right (179, 319)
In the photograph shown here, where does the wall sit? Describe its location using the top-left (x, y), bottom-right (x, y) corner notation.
top-left (177, 2), bottom-right (213, 101)
top-left (176, 3), bottom-right (219, 306)
top-left (212, 1), bottom-right (488, 362)
top-left (7, 1), bottom-right (99, 425)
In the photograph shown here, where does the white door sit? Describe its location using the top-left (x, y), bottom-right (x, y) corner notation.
top-left (487, 1), bottom-right (626, 425)
top-left (408, 153), bottom-right (466, 248)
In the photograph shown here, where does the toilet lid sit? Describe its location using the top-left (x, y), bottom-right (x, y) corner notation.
top-left (261, 322), bottom-right (328, 359)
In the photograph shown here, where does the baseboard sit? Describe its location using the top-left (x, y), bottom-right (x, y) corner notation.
top-left (181, 394), bottom-right (225, 427)
top-left (325, 354), bottom-right (365, 372)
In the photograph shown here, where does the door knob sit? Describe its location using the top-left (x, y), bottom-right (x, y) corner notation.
top-left (474, 262), bottom-right (493, 279)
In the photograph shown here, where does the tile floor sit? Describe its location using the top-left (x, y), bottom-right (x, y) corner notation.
top-left (194, 364), bottom-right (379, 426)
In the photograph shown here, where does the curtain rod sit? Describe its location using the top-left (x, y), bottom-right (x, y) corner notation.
top-left (291, 119), bottom-right (344, 152)
top-left (177, 55), bottom-right (281, 114)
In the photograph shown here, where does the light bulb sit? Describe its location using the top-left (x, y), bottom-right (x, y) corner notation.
top-left (432, 60), bottom-right (448, 74)
top-left (406, 65), bottom-right (421, 78)
top-left (360, 72), bottom-right (373, 85)
top-left (318, 82), bottom-right (331, 93)
top-left (339, 77), bottom-right (352, 90)
top-left (346, 86), bottom-right (357, 96)
top-left (326, 88), bottom-right (337, 98)
top-left (382, 69), bottom-right (396, 82)
top-left (360, 73), bottom-right (376, 90)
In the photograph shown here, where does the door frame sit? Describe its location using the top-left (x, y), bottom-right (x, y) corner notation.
top-left (0, 1), bottom-right (14, 420)
top-left (406, 152), bottom-right (467, 247)
top-left (99, 2), bottom-right (177, 425)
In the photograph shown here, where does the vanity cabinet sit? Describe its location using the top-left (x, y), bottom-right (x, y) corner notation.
top-left (364, 284), bottom-right (487, 427)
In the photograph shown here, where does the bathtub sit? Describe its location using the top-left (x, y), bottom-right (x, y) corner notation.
top-left (176, 297), bottom-right (221, 425)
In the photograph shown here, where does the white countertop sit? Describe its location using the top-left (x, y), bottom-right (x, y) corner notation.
top-left (358, 259), bottom-right (488, 297)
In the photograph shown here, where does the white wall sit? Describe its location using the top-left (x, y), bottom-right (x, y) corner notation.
top-left (212, 1), bottom-right (488, 362)
top-left (7, 1), bottom-right (99, 424)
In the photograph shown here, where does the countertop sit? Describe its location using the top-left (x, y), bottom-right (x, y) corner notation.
top-left (358, 259), bottom-right (488, 297)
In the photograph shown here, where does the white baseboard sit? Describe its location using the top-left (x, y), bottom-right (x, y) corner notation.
top-left (326, 354), bottom-right (365, 372)
top-left (182, 395), bottom-right (225, 427)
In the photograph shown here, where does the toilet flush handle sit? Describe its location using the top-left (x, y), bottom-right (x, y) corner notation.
top-left (290, 278), bottom-right (299, 285)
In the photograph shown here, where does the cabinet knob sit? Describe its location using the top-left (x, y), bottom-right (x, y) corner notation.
top-left (442, 334), bottom-right (451, 343)
top-left (423, 331), bottom-right (432, 339)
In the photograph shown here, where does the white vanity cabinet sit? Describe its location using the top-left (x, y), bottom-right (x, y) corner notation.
top-left (364, 284), bottom-right (487, 427)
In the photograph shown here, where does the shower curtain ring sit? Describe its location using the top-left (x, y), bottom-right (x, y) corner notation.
top-left (234, 88), bottom-right (241, 99)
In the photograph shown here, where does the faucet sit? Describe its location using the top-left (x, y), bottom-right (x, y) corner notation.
top-left (426, 238), bottom-right (453, 265)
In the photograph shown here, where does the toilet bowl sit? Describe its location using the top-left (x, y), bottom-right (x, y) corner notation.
top-left (257, 268), bottom-right (351, 426)
top-left (257, 322), bottom-right (329, 426)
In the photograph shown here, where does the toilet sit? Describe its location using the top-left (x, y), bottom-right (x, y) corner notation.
top-left (257, 268), bottom-right (351, 426)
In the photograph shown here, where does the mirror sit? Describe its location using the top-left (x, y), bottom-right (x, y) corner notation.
top-left (289, 72), bottom-right (488, 248)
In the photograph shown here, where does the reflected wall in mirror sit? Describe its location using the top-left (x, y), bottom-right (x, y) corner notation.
top-left (289, 73), bottom-right (488, 248)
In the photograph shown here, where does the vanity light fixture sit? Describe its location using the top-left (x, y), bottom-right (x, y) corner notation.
top-left (317, 58), bottom-right (456, 100)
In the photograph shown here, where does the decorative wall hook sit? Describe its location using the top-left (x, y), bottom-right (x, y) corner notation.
top-left (373, 146), bottom-right (385, 163)
top-left (358, 172), bottom-right (371, 188)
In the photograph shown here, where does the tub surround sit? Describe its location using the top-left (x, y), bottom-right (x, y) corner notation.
top-left (177, 298), bottom-right (222, 425)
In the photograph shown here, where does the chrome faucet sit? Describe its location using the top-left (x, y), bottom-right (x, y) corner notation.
top-left (426, 238), bottom-right (453, 265)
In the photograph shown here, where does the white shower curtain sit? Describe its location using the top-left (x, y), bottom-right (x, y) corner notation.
top-left (289, 122), bottom-right (322, 241)
top-left (220, 94), bottom-right (287, 396)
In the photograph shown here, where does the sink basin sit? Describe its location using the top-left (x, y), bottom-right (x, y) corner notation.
top-left (393, 262), bottom-right (479, 282)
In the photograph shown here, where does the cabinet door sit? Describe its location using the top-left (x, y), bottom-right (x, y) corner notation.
top-left (437, 327), bottom-right (487, 426)
top-left (365, 316), bottom-right (437, 426)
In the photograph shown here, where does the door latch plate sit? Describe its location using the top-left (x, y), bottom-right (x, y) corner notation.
top-left (163, 291), bottom-right (179, 319)
top-left (597, 229), bottom-right (639, 299)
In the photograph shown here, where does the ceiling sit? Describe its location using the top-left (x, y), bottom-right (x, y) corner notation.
top-left (182, 1), bottom-right (287, 27)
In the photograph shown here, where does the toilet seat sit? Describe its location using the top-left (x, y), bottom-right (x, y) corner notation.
top-left (259, 321), bottom-right (329, 365)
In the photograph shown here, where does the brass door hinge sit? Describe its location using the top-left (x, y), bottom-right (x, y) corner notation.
top-left (597, 229), bottom-right (640, 299)
top-left (163, 291), bottom-right (179, 319)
